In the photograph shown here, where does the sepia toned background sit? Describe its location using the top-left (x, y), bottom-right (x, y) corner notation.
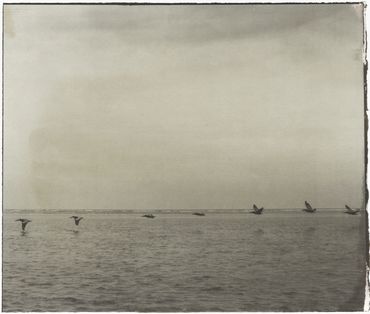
top-left (4, 4), bottom-right (365, 210)
top-left (3, 4), bottom-right (367, 312)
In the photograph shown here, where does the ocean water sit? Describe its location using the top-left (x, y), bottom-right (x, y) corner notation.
top-left (2, 211), bottom-right (368, 312)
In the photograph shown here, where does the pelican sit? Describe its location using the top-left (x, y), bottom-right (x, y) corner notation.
top-left (16, 218), bottom-right (31, 232)
top-left (251, 204), bottom-right (264, 215)
top-left (142, 214), bottom-right (155, 219)
top-left (303, 201), bottom-right (316, 213)
top-left (70, 216), bottom-right (83, 225)
top-left (345, 205), bottom-right (360, 215)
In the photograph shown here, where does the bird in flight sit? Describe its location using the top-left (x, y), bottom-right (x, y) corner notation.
top-left (303, 201), bottom-right (316, 213)
top-left (345, 205), bottom-right (360, 215)
top-left (16, 218), bottom-right (31, 232)
top-left (142, 214), bottom-right (155, 219)
top-left (251, 204), bottom-right (264, 215)
top-left (70, 216), bottom-right (83, 225)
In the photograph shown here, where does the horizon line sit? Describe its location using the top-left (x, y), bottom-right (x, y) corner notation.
top-left (3, 207), bottom-right (360, 210)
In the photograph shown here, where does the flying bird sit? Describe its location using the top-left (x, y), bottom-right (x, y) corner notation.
top-left (16, 218), bottom-right (31, 232)
top-left (251, 204), bottom-right (264, 215)
top-left (142, 214), bottom-right (155, 219)
top-left (345, 205), bottom-right (360, 215)
top-left (192, 212), bottom-right (205, 216)
top-left (303, 201), bottom-right (316, 213)
top-left (70, 216), bottom-right (83, 225)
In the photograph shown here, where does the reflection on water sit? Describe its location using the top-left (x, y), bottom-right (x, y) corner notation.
top-left (3, 211), bottom-right (367, 311)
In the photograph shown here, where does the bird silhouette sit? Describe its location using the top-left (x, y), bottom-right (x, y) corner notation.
top-left (142, 214), bottom-right (155, 219)
top-left (251, 204), bottom-right (264, 215)
top-left (345, 205), bottom-right (360, 215)
top-left (16, 218), bottom-right (31, 232)
top-left (70, 216), bottom-right (83, 225)
top-left (303, 201), bottom-right (316, 213)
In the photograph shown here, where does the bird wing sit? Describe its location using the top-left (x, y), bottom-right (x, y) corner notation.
top-left (21, 221), bottom-right (30, 230)
top-left (345, 205), bottom-right (359, 213)
top-left (305, 202), bottom-right (313, 211)
top-left (253, 204), bottom-right (258, 211)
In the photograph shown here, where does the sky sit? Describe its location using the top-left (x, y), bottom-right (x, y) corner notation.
top-left (4, 4), bottom-right (365, 210)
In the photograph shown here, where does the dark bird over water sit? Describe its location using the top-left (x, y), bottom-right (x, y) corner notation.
top-left (142, 214), bottom-right (155, 218)
top-left (345, 205), bottom-right (360, 215)
top-left (251, 204), bottom-right (264, 215)
top-left (303, 201), bottom-right (317, 213)
top-left (70, 216), bottom-right (83, 225)
top-left (192, 212), bottom-right (205, 216)
top-left (16, 218), bottom-right (31, 231)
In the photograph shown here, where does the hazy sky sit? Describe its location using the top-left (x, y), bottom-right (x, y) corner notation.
top-left (4, 4), bottom-right (365, 210)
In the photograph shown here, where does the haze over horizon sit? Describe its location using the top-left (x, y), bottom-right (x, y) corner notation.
top-left (4, 4), bottom-right (365, 211)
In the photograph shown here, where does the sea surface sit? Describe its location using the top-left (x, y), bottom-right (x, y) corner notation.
top-left (2, 210), bottom-right (368, 312)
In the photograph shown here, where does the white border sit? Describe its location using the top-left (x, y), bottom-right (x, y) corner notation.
top-left (0, 1), bottom-right (368, 314)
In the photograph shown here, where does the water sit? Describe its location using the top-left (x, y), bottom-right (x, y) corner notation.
top-left (3, 211), bottom-right (367, 311)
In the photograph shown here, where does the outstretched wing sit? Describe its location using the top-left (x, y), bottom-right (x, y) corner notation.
top-left (305, 201), bottom-right (313, 211)
top-left (21, 221), bottom-right (30, 231)
top-left (253, 204), bottom-right (258, 211)
top-left (345, 205), bottom-right (353, 212)
top-left (76, 217), bottom-right (83, 225)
